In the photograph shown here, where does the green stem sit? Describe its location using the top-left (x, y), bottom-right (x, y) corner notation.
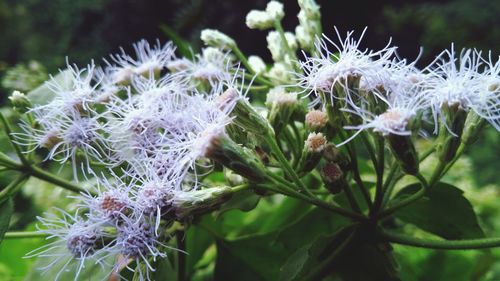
top-left (428, 160), bottom-right (447, 189)
top-left (342, 183), bottom-right (362, 213)
top-left (0, 112), bottom-right (29, 166)
top-left (343, 134), bottom-right (372, 209)
top-left (380, 229), bottom-right (500, 250)
top-left (0, 152), bottom-right (23, 169)
top-left (273, 19), bottom-right (300, 72)
top-left (261, 177), bottom-right (366, 221)
top-left (231, 46), bottom-right (274, 87)
top-left (0, 174), bottom-right (29, 204)
top-left (375, 174), bottom-right (428, 219)
top-left (371, 136), bottom-right (385, 215)
top-left (26, 165), bottom-right (89, 195)
top-left (265, 132), bottom-right (314, 197)
top-left (3, 231), bottom-right (50, 239)
top-left (440, 143), bottom-right (466, 178)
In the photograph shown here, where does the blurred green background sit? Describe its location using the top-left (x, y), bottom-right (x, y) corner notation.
top-left (0, 0), bottom-right (499, 280)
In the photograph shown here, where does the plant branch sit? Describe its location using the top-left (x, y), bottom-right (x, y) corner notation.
top-left (379, 229), bottom-right (500, 250)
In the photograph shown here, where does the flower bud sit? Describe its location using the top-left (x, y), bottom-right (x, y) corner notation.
top-left (386, 134), bottom-right (419, 175)
top-left (296, 132), bottom-right (327, 174)
top-left (266, 87), bottom-right (298, 135)
top-left (248, 55), bottom-right (267, 74)
top-left (461, 111), bottom-right (486, 145)
top-left (172, 186), bottom-right (234, 219)
top-left (323, 143), bottom-right (350, 171)
top-left (246, 10), bottom-right (274, 30)
top-left (298, 0), bottom-right (321, 20)
top-left (216, 88), bottom-right (275, 137)
top-left (305, 110), bottom-right (328, 131)
top-left (204, 131), bottom-right (267, 182)
top-left (436, 103), bottom-right (468, 162)
top-left (200, 29), bottom-right (236, 50)
top-left (266, 62), bottom-right (294, 83)
top-left (266, 1), bottom-right (285, 21)
top-left (9, 90), bottom-right (32, 113)
top-left (320, 162), bottom-right (347, 194)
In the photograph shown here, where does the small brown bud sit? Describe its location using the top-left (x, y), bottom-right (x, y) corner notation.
top-left (305, 132), bottom-right (327, 153)
top-left (305, 110), bottom-right (328, 131)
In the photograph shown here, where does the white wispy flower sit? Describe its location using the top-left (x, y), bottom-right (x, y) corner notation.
top-left (179, 48), bottom-right (234, 86)
top-left (470, 55), bottom-right (500, 130)
top-left (110, 214), bottom-right (174, 281)
top-left (423, 46), bottom-right (483, 132)
top-left (297, 28), bottom-right (396, 104)
top-left (36, 62), bottom-right (98, 115)
top-left (340, 88), bottom-right (428, 144)
top-left (105, 40), bottom-right (175, 84)
top-left (26, 210), bottom-right (110, 281)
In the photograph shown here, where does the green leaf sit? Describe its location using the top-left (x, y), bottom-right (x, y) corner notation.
top-left (151, 256), bottom-right (177, 281)
top-left (217, 189), bottom-right (260, 214)
top-left (213, 208), bottom-right (352, 281)
top-left (393, 182), bottom-right (485, 239)
top-left (0, 199), bottom-right (13, 245)
top-left (186, 226), bottom-right (214, 276)
top-left (159, 24), bottom-right (194, 59)
top-left (215, 232), bottom-right (287, 281)
top-left (278, 226), bottom-right (355, 281)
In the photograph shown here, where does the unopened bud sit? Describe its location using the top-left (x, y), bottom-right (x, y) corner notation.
top-left (201, 29), bottom-right (236, 51)
top-left (296, 132), bottom-right (326, 175)
top-left (305, 132), bottom-right (327, 153)
top-left (461, 111), bottom-right (486, 145)
top-left (246, 10), bottom-right (274, 30)
top-left (266, 87), bottom-right (298, 135)
top-left (217, 88), bottom-right (275, 138)
top-left (9, 90), bottom-right (32, 113)
top-left (436, 103), bottom-right (467, 162)
top-left (204, 132), bottom-right (267, 182)
top-left (172, 186), bottom-right (233, 219)
top-left (305, 110), bottom-right (328, 131)
top-left (266, 1), bottom-right (285, 21)
top-left (248, 55), bottom-right (267, 74)
top-left (298, 0), bottom-right (321, 20)
top-left (386, 134), bottom-right (419, 175)
top-left (320, 162), bottom-right (346, 194)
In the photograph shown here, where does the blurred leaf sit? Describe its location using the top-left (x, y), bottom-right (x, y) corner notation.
top-left (151, 256), bottom-right (177, 281)
top-left (393, 182), bottom-right (485, 239)
top-left (0, 199), bottom-right (13, 245)
top-left (186, 226), bottom-right (214, 277)
top-left (26, 70), bottom-right (72, 105)
top-left (217, 189), bottom-right (260, 214)
top-left (278, 226), bottom-right (355, 281)
top-left (159, 24), bottom-right (194, 59)
top-left (213, 207), bottom-right (352, 281)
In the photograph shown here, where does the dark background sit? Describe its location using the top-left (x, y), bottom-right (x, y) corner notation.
top-left (0, 0), bottom-right (499, 71)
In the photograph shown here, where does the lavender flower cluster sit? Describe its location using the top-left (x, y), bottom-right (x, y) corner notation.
top-left (11, 0), bottom-right (499, 280)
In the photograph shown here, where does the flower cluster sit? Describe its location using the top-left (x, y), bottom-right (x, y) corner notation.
top-left (12, 0), bottom-right (500, 280)
top-left (19, 39), bottom-right (246, 279)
